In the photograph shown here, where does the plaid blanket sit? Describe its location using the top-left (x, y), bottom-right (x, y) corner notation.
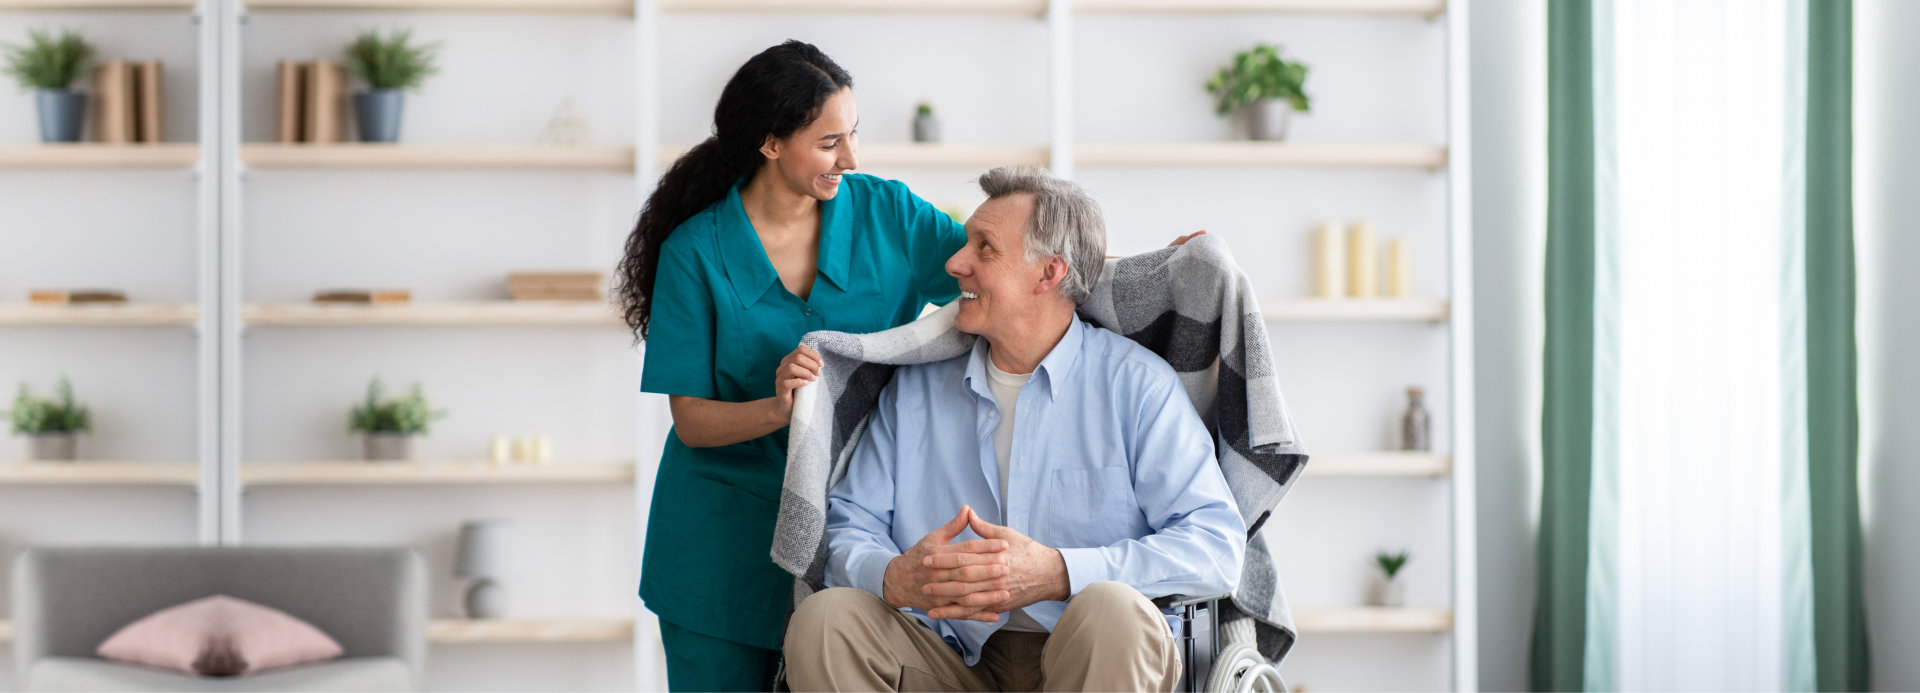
top-left (773, 233), bottom-right (1309, 662)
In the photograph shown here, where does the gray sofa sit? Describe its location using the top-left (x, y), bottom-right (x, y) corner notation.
top-left (11, 546), bottom-right (427, 692)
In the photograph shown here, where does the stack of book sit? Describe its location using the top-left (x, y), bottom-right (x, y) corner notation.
top-left (276, 60), bottom-right (351, 143)
top-left (313, 289), bottom-right (411, 304)
top-left (92, 60), bottom-right (163, 144)
top-left (30, 289), bottom-right (128, 304)
top-left (507, 272), bottom-right (605, 302)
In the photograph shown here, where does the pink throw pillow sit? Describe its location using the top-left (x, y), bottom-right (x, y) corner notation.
top-left (96, 595), bottom-right (344, 677)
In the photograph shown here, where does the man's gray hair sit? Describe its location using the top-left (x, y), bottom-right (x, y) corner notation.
top-left (977, 165), bottom-right (1107, 304)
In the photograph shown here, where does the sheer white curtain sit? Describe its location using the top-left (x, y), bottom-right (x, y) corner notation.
top-left (1598, 0), bottom-right (1799, 689)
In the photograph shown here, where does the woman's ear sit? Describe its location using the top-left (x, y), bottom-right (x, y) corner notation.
top-left (760, 134), bottom-right (780, 161)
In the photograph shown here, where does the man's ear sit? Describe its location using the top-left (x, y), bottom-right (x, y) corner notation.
top-left (1034, 257), bottom-right (1069, 295)
top-left (759, 134), bottom-right (780, 161)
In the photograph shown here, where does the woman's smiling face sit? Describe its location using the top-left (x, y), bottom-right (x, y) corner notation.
top-left (763, 87), bottom-right (859, 201)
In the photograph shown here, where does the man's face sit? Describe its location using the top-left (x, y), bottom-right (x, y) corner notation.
top-left (945, 193), bottom-right (1050, 341)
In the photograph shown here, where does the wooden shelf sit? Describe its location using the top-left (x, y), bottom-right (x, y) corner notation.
top-left (0, 0), bottom-right (196, 9)
top-left (243, 461), bottom-right (635, 485)
top-left (241, 144), bottom-right (634, 171)
top-left (1075, 0), bottom-right (1445, 17)
top-left (1303, 452), bottom-right (1450, 477)
top-left (1075, 142), bottom-right (1446, 170)
top-left (0, 302), bottom-right (199, 326)
top-left (1294, 607), bottom-right (1453, 633)
top-left (242, 301), bottom-right (622, 327)
top-left (0, 462), bottom-right (199, 485)
top-left (429, 618), bottom-right (633, 643)
top-left (1260, 298), bottom-right (1449, 323)
top-left (245, 0), bottom-right (631, 12)
top-left (0, 144), bottom-right (197, 168)
top-left (659, 0), bottom-right (1045, 15)
top-left (659, 143), bottom-right (1049, 171)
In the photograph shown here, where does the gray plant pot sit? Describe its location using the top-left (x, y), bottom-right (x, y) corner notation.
top-left (35, 89), bottom-right (87, 143)
top-left (1368, 576), bottom-right (1407, 608)
top-left (353, 89), bottom-right (406, 143)
top-left (464, 579), bottom-right (507, 619)
top-left (29, 433), bottom-right (78, 461)
top-left (363, 432), bottom-right (417, 461)
top-left (1246, 98), bottom-right (1293, 141)
top-left (912, 111), bottom-right (941, 143)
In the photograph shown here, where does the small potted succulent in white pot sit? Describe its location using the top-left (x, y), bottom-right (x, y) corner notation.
top-left (8, 376), bottom-right (93, 460)
top-left (1369, 549), bottom-right (1410, 608)
top-left (344, 28), bottom-right (440, 143)
top-left (1206, 42), bottom-right (1311, 141)
top-left (348, 376), bottom-right (446, 461)
top-left (911, 101), bottom-right (940, 143)
top-left (2, 29), bottom-right (97, 143)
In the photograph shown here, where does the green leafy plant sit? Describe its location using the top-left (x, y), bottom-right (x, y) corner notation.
top-left (348, 376), bottom-right (446, 435)
top-left (916, 101), bottom-right (933, 117)
top-left (1, 29), bottom-right (96, 92)
top-left (1205, 43), bottom-right (1311, 116)
top-left (1375, 549), bottom-right (1410, 579)
top-left (344, 29), bottom-right (441, 92)
top-left (8, 376), bottom-right (93, 435)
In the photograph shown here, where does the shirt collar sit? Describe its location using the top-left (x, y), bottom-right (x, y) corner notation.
top-left (715, 178), bottom-right (854, 310)
top-left (962, 316), bottom-right (1085, 404)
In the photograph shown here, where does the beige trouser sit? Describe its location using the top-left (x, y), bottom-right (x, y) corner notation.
top-left (784, 582), bottom-right (1180, 692)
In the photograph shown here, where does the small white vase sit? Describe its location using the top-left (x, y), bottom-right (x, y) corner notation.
top-left (29, 433), bottom-right (78, 461)
top-left (1369, 576), bottom-right (1407, 608)
top-left (464, 579), bottom-right (507, 619)
top-left (1246, 98), bottom-right (1293, 141)
top-left (363, 432), bottom-right (417, 461)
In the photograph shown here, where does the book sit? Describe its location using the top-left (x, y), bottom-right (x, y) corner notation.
top-left (135, 60), bottom-right (163, 144)
top-left (93, 60), bottom-right (134, 144)
top-left (30, 290), bottom-right (129, 304)
top-left (507, 272), bottom-right (607, 301)
top-left (313, 290), bottom-right (412, 305)
top-left (276, 61), bottom-right (307, 144)
top-left (303, 60), bottom-right (347, 144)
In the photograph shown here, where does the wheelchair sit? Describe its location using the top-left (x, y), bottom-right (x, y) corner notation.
top-left (1156, 593), bottom-right (1288, 693)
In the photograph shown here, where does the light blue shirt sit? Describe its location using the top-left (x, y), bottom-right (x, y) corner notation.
top-left (824, 316), bottom-right (1247, 665)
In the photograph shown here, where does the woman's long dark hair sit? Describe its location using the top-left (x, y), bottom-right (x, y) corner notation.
top-left (616, 40), bottom-right (854, 342)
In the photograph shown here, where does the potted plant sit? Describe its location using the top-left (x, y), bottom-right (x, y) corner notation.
top-left (343, 28), bottom-right (440, 143)
top-left (348, 376), bottom-right (446, 461)
top-left (912, 101), bottom-right (940, 143)
top-left (1205, 43), bottom-right (1311, 141)
top-left (1369, 549), bottom-right (1410, 607)
top-left (2, 29), bottom-right (96, 143)
top-left (8, 376), bottom-right (93, 460)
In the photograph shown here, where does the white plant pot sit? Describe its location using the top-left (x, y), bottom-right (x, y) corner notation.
top-left (1246, 98), bottom-right (1294, 141)
top-left (29, 433), bottom-right (78, 461)
top-left (1369, 576), bottom-right (1407, 608)
top-left (363, 432), bottom-right (417, 461)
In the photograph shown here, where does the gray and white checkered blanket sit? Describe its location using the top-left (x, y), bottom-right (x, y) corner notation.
top-left (772, 233), bottom-right (1309, 662)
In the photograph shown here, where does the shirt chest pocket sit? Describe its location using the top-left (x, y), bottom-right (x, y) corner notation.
top-left (1040, 466), bottom-right (1144, 548)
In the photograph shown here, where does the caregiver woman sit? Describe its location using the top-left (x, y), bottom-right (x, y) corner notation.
top-left (613, 40), bottom-right (963, 691)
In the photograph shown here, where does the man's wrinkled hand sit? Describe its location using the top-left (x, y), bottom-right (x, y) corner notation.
top-left (882, 506), bottom-right (1010, 623)
top-left (920, 513), bottom-right (1070, 620)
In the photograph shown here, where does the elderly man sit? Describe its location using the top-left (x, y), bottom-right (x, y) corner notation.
top-left (784, 166), bottom-right (1245, 693)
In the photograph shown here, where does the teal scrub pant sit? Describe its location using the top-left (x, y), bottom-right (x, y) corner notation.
top-left (659, 619), bottom-right (781, 692)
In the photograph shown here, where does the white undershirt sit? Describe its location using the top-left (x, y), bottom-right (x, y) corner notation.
top-left (984, 353), bottom-right (1048, 633)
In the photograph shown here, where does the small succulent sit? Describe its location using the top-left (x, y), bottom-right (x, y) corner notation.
top-left (1, 29), bottom-right (96, 92)
top-left (916, 101), bottom-right (933, 117)
top-left (8, 376), bottom-right (93, 435)
top-left (1375, 549), bottom-right (1410, 579)
top-left (348, 376), bottom-right (447, 435)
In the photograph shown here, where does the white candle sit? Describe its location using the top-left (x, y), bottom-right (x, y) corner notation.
top-left (1386, 238), bottom-right (1411, 298)
top-left (1313, 223), bottom-right (1344, 298)
top-left (1347, 222), bottom-right (1378, 298)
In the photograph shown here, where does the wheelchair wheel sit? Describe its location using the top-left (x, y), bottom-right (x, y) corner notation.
top-left (1204, 641), bottom-right (1287, 693)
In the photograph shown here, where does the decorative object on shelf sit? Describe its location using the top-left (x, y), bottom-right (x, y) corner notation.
top-left (511, 435), bottom-right (553, 464)
top-left (275, 60), bottom-right (305, 143)
top-left (1311, 222), bottom-right (1344, 299)
top-left (308, 60), bottom-right (348, 143)
top-left (1385, 238), bottom-right (1411, 298)
top-left (1205, 42), bottom-right (1311, 142)
top-left (911, 101), bottom-right (940, 143)
top-left (2, 29), bottom-right (95, 143)
top-left (8, 375), bottom-right (92, 461)
top-left (313, 289), bottom-right (411, 304)
top-left (347, 376), bottom-right (446, 461)
top-left (1400, 386), bottom-right (1430, 451)
top-left (1346, 222), bottom-right (1377, 298)
top-left (539, 97), bottom-right (589, 145)
top-left (1369, 549), bottom-right (1410, 608)
top-left (506, 271), bottom-right (604, 302)
top-left (88, 59), bottom-right (162, 144)
top-left (454, 519), bottom-right (513, 619)
top-left (29, 289), bottom-right (127, 304)
top-left (487, 435), bottom-right (511, 466)
top-left (343, 29), bottom-right (441, 143)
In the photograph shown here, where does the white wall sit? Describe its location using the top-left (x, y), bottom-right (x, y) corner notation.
top-left (1858, 1), bottom-right (1919, 689)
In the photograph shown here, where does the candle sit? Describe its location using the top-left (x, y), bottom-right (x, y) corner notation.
top-left (1386, 239), bottom-right (1411, 298)
top-left (1313, 223), bottom-right (1344, 298)
top-left (488, 436), bottom-right (511, 465)
top-left (1347, 222), bottom-right (1378, 298)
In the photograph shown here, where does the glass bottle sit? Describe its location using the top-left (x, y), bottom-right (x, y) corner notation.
top-left (1401, 387), bottom-right (1430, 452)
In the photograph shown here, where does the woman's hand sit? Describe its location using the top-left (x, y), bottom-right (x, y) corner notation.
top-left (772, 344), bottom-right (823, 421)
top-left (1170, 230), bottom-right (1208, 247)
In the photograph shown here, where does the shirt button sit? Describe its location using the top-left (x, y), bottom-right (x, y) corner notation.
top-left (804, 307), bottom-right (814, 316)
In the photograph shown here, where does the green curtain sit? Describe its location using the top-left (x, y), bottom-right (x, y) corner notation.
top-left (1533, 0), bottom-right (1597, 690)
top-left (1805, 1), bottom-right (1870, 690)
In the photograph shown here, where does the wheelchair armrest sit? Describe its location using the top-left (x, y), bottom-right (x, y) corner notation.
top-left (1152, 593), bottom-right (1231, 610)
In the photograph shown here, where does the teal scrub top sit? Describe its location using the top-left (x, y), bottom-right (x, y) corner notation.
top-left (638, 173), bottom-right (965, 650)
